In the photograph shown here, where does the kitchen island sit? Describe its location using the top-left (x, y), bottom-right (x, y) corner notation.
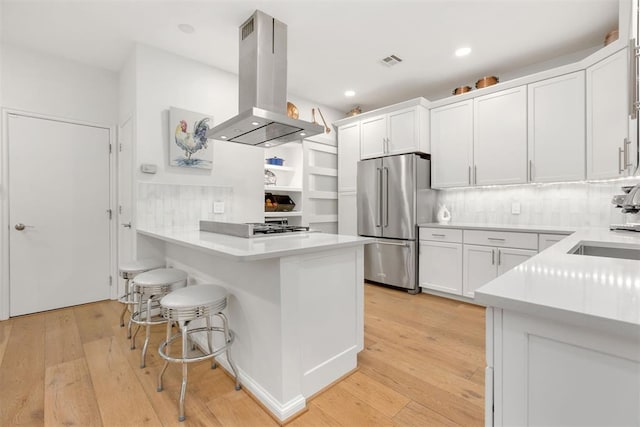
top-left (136, 226), bottom-right (371, 422)
top-left (475, 228), bottom-right (640, 426)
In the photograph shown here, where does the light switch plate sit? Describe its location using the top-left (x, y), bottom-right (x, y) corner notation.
top-left (213, 202), bottom-right (225, 214)
top-left (511, 202), bottom-right (521, 215)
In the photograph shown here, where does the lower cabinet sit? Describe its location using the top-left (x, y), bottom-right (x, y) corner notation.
top-left (419, 240), bottom-right (463, 294)
top-left (418, 226), bottom-right (543, 299)
top-left (463, 245), bottom-right (536, 298)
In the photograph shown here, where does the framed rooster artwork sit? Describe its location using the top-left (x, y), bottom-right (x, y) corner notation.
top-left (169, 107), bottom-right (214, 169)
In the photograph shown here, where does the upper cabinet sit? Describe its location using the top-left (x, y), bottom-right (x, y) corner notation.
top-left (586, 48), bottom-right (635, 179)
top-left (431, 87), bottom-right (527, 188)
top-left (337, 122), bottom-right (360, 192)
top-left (474, 86), bottom-right (528, 186)
top-left (360, 104), bottom-right (429, 160)
top-left (431, 100), bottom-right (474, 188)
top-left (528, 71), bottom-right (586, 182)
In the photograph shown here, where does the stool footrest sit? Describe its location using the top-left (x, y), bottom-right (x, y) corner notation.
top-left (158, 327), bottom-right (235, 364)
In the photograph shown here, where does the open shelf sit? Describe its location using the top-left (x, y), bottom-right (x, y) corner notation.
top-left (264, 164), bottom-right (295, 172)
top-left (264, 185), bottom-right (302, 192)
top-left (264, 211), bottom-right (303, 217)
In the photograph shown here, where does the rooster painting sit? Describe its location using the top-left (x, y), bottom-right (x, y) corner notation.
top-left (169, 107), bottom-right (213, 169)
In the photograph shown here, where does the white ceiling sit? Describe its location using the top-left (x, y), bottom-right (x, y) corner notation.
top-left (1, 0), bottom-right (620, 113)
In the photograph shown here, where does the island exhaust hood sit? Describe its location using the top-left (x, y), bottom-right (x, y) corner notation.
top-left (206, 10), bottom-right (324, 147)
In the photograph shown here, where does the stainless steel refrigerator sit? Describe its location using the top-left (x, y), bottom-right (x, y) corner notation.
top-left (357, 153), bottom-right (434, 293)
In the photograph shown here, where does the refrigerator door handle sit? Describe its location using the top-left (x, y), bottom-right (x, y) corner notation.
top-left (383, 166), bottom-right (389, 227)
top-left (376, 167), bottom-right (382, 227)
top-left (375, 240), bottom-right (410, 247)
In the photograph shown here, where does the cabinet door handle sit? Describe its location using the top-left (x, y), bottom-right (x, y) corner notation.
top-left (529, 160), bottom-right (534, 182)
top-left (624, 138), bottom-right (633, 168)
top-left (491, 249), bottom-right (495, 265)
top-left (619, 146), bottom-right (625, 174)
top-left (474, 165), bottom-right (477, 185)
top-left (629, 39), bottom-right (639, 119)
top-left (487, 237), bottom-right (505, 242)
top-left (468, 166), bottom-right (471, 185)
top-left (431, 233), bottom-right (446, 237)
top-left (497, 249), bottom-right (501, 265)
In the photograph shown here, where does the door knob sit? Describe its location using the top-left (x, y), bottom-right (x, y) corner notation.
top-left (121, 222), bottom-right (132, 228)
top-left (15, 223), bottom-right (33, 231)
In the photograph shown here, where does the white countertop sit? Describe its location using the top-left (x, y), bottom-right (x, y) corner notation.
top-left (475, 227), bottom-right (640, 331)
top-left (137, 226), bottom-right (372, 261)
top-left (419, 222), bottom-right (576, 234)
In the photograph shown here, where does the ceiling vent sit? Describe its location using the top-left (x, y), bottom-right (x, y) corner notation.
top-left (381, 54), bottom-right (403, 67)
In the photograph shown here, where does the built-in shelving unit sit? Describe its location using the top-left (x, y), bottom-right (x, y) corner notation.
top-left (263, 135), bottom-right (338, 232)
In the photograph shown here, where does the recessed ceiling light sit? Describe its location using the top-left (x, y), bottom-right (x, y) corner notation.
top-left (300, 132), bottom-right (306, 136)
top-left (344, 90), bottom-right (356, 97)
top-left (251, 121), bottom-right (260, 126)
top-left (455, 47), bottom-right (472, 57)
top-left (264, 143), bottom-right (271, 147)
top-left (178, 24), bottom-right (195, 34)
top-left (220, 136), bottom-right (228, 139)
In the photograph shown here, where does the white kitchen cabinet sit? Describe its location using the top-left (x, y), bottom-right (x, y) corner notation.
top-left (463, 243), bottom-right (536, 298)
top-left (360, 105), bottom-right (429, 159)
top-left (463, 244), bottom-right (498, 298)
top-left (473, 86), bottom-right (528, 186)
top-left (338, 122), bottom-right (360, 192)
top-left (487, 308), bottom-right (640, 426)
top-left (538, 233), bottom-right (569, 251)
top-left (337, 191), bottom-right (357, 235)
top-left (586, 48), bottom-right (634, 179)
top-left (497, 247), bottom-right (537, 275)
top-left (430, 100), bottom-right (474, 188)
top-left (528, 71), bottom-right (586, 182)
top-left (418, 228), bottom-right (463, 295)
top-left (360, 115), bottom-right (386, 159)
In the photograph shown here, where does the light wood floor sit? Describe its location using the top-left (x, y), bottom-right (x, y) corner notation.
top-left (0, 284), bottom-right (485, 426)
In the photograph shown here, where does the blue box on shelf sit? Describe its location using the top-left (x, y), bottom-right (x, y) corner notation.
top-left (266, 156), bottom-right (284, 166)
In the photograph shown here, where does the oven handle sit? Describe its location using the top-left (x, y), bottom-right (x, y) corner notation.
top-left (375, 240), bottom-right (410, 248)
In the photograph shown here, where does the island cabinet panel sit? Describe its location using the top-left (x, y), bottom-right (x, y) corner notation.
top-left (489, 309), bottom-right (640, 426)
top-left (528, 71), bottom-right (586, 182)
top-left (430, 100), bottom-right (474, 188)
top-left (473, 86), bottom-right (528, 186)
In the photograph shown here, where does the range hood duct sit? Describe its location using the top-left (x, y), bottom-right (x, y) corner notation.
top-left (206, 10), bottom-right (324, 147)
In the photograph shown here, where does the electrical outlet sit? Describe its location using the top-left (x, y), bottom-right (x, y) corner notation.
top-left (213, 202), bottom-right (225, 214)
top-left (511, 202), bottom-right (521, 215)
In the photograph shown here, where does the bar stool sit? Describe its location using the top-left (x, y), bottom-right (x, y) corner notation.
top-left (118, 258), bottom-right (165, 338)
top-left (157, 284), bottom-right (241, 422)
top-left (130, 268), bottom-right (188, 368)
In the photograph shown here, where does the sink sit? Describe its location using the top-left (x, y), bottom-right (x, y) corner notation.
top-left (568, 241), bottom-right (640, 260)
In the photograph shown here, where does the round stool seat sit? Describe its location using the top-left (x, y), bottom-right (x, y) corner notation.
top-left (119, 258), bottom-right (164, 279)
top-left (133, 268), bottom-right (188, 287)
top-left (160, 285), bottom-right (227, 321)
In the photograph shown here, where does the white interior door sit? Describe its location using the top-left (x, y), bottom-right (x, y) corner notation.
top-left (8, 114), bottom-right (111, 316)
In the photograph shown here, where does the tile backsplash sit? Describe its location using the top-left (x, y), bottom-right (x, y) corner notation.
top-left (137, 182), bottom-right (233, 229)
top-left (435, 178), bottom-right (640, 227)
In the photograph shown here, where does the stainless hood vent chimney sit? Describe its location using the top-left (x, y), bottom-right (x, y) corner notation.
top-left (206, 10), bottom-right (324, 147)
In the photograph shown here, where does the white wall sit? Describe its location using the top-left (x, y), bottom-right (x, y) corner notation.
top-left (134, 44), bottom-right (264, 224)
top-left (1, 43), bottom-right (118, 124)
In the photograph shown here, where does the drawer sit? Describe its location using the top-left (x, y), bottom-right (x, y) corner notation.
top-left (463, 229), bottom-right (538, 250)
top-left (538, 233), bottom-right (568, 251)
top-left (420, 227), bottom-right (463, 243)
